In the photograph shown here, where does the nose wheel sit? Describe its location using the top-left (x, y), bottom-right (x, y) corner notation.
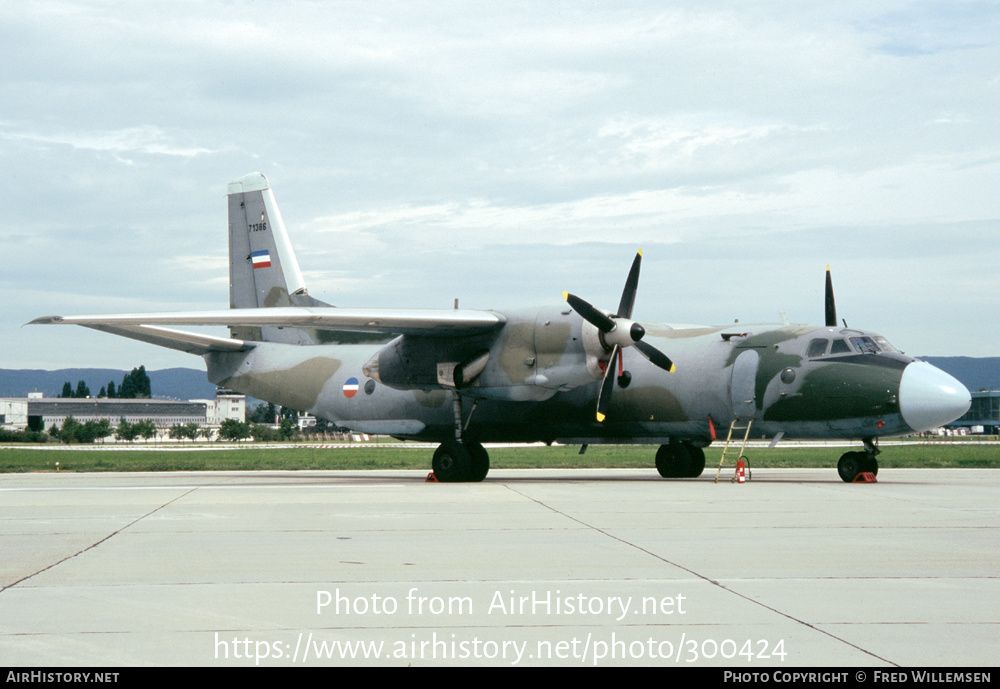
top-left (837, 438), bottom-right (880, 482)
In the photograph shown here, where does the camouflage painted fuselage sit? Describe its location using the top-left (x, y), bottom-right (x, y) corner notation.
top-left (204, 304), bottom-right (963, 445)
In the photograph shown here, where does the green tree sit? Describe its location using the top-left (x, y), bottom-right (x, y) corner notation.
top-left (250, 423), bottom-right (276, 442)
top-left (119, 366), bottom-right (152, 399)
top-left (107, 381), bottom-right (117, 398)
top-left (219, 418), bottom-right (251, 442)
top-left (182, 422), bottom-right (201, 442)
top-left (74, 380), bottom-right (91, 398)
top-left (86, 419), bottom-right (112, 444)
top-left (71, 419), bottom-right (111, 444)
top-left (247, 402), bottom-right (278, 424)
top-left (115, 419), bottom-right (140, 443)
top-left (279, 417), bottom-right (296, 441)
top-left (60, 382), bottom-right (73, 398)
top-left (136, 419), bottom-right (157, 443)
top-left (59, 416), bottom-right (82, 443)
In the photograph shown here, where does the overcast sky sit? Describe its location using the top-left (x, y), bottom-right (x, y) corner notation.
top-left (3, 1), bottom-right (999, 372)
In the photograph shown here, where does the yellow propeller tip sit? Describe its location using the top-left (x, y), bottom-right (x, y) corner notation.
top-left (562, 291), bottom-right (569, 301)
top-left (669, 364), bottom-right (676, 373)
top-left (596, 412), bottom-right (606, 423)
top-left (826, 264), bottom-right (831, 272)
top-left (638, 248), bottom-right (643, 256)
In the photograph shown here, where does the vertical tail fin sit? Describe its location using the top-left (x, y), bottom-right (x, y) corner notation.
top-left (227, 172), bottom-right (330, 344)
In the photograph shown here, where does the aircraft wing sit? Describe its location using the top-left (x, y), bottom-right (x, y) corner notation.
top-left (30, 307), bottom-right (506, 338)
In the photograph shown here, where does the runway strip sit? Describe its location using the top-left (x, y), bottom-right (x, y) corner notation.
top-left (1, 468), bottom-right (997, 667)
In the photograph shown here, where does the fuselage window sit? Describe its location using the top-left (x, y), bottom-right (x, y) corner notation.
top-left (830, 339), bottom-right (852, 355)
top-left (807, 338), bottom-right (829, 358)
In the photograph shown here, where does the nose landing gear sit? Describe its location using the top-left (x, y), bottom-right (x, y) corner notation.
top-left (838, 437), bottom-right (880, 483)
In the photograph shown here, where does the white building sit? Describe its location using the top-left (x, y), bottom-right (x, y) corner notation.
top-left (0, 389), bottom-right (245, 432)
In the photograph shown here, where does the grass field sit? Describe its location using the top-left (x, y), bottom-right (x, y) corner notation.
top-left (0, 441), bottom-right (996, 473)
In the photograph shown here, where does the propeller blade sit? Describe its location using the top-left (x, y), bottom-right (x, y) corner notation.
top-left (568, 250), bottom-right (674, 422)
top-left (825, 265), bottom-right (837, 328)
top-left (596, 346), bottom-right (620, 422)
top-left (564, 292), bottom-right (616, 332)
top-left (635, 340), bottom-right (676, 373)
top-left (616, 249), bottom-right (642, 319)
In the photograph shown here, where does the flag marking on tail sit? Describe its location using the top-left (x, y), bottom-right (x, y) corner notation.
top-left (251, 250), bottom-right (272, 269)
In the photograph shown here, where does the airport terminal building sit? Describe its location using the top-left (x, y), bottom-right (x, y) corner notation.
top-left (0, 390), bottom-right (245, 433)
top-left (951, 390), bottom-right (1000, 435)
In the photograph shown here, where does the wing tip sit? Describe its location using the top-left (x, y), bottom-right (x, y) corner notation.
top-left (27, 315), bottom-right (63, 325)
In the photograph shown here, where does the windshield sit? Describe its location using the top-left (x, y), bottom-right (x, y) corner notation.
top-left (850, 336), bottom-right (880, 354)
top-left (872, 336), bottom-right (898, 353)
top-left (808, 332), bottom-right (900, 358)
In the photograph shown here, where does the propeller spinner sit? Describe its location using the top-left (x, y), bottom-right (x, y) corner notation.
top-left (564, 250), bottom-right (675, 422)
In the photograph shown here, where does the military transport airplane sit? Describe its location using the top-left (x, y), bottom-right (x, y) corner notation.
top-left (31, 173), bottom-right (972, 482)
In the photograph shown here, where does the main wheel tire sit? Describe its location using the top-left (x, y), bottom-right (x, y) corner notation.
top-left (838, 451), bottom-right (863, 483)
top-left (433, 441), bottom-right (471, 482)
top-left (466, 442), bottom-right (490, 482)
top-left (686, 445), bottom-right (706, 478)
top-left (655, 442), bottom-right (691, 478)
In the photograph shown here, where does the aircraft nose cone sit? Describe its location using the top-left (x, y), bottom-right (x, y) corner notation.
top-left (899, 361), bottom-right (971, 432)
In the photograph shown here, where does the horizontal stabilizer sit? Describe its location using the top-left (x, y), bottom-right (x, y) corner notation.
top-left (30, 307), bottom-right (506, 338)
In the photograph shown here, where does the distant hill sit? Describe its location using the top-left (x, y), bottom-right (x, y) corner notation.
top-left (0, 367), bottom-right (217, 400)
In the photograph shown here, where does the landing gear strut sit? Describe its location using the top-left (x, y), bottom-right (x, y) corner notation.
top-left (432, 392), bottom-right (489, 483)
top-left (837, 437), bottom-right (880, 482)
top-left (655, 440), bottom-right (705, 478)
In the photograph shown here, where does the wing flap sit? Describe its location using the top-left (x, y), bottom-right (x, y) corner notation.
top-left (80, 324), bottom-right (253, 355)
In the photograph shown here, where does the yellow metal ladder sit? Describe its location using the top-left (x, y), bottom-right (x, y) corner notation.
top-left (715, 419), bottom-right (753, 483)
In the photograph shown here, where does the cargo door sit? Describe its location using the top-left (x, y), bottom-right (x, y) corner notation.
top-left (731, 349), bottom-right (761, 420)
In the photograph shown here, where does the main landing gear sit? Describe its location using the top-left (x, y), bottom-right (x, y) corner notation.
top-left (655, 440), bottom-right (706, 479)
top-left (432, 392), bottom-right (490, 482)
top-left (432, 439), bottom-right (490, 483)
top-left (837, 437), bottom-right (880, 483)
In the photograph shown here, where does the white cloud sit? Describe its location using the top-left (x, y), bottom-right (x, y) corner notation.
top-left (3, 125), bottom-right (218, 161)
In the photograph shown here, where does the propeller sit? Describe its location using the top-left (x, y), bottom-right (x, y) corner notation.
top-left (564, 250), bottom-right (675, 422)
top-left (825, 265), bottom-right (837, 328)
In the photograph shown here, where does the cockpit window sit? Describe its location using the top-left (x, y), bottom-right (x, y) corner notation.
top-left (807, 338), bottom-right (829, 358)
top-left (872, 336), bottom-right (898, 353)
top-left (830, 339), bottom-right (852, 354)
top-left (850, 336), bottom-right (880, 354)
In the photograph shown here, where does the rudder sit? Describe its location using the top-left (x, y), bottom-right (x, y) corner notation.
top-left (227, 172), bottom-right (329, 344)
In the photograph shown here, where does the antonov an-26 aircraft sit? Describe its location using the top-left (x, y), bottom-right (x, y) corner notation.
top-left (32, 173), bottom-right (972, 482)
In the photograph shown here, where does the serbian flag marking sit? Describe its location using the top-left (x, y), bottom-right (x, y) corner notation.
top-left (343, 377), bottom-right (360, 398)
top-left (251, 250), bottom-right (271, 269)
